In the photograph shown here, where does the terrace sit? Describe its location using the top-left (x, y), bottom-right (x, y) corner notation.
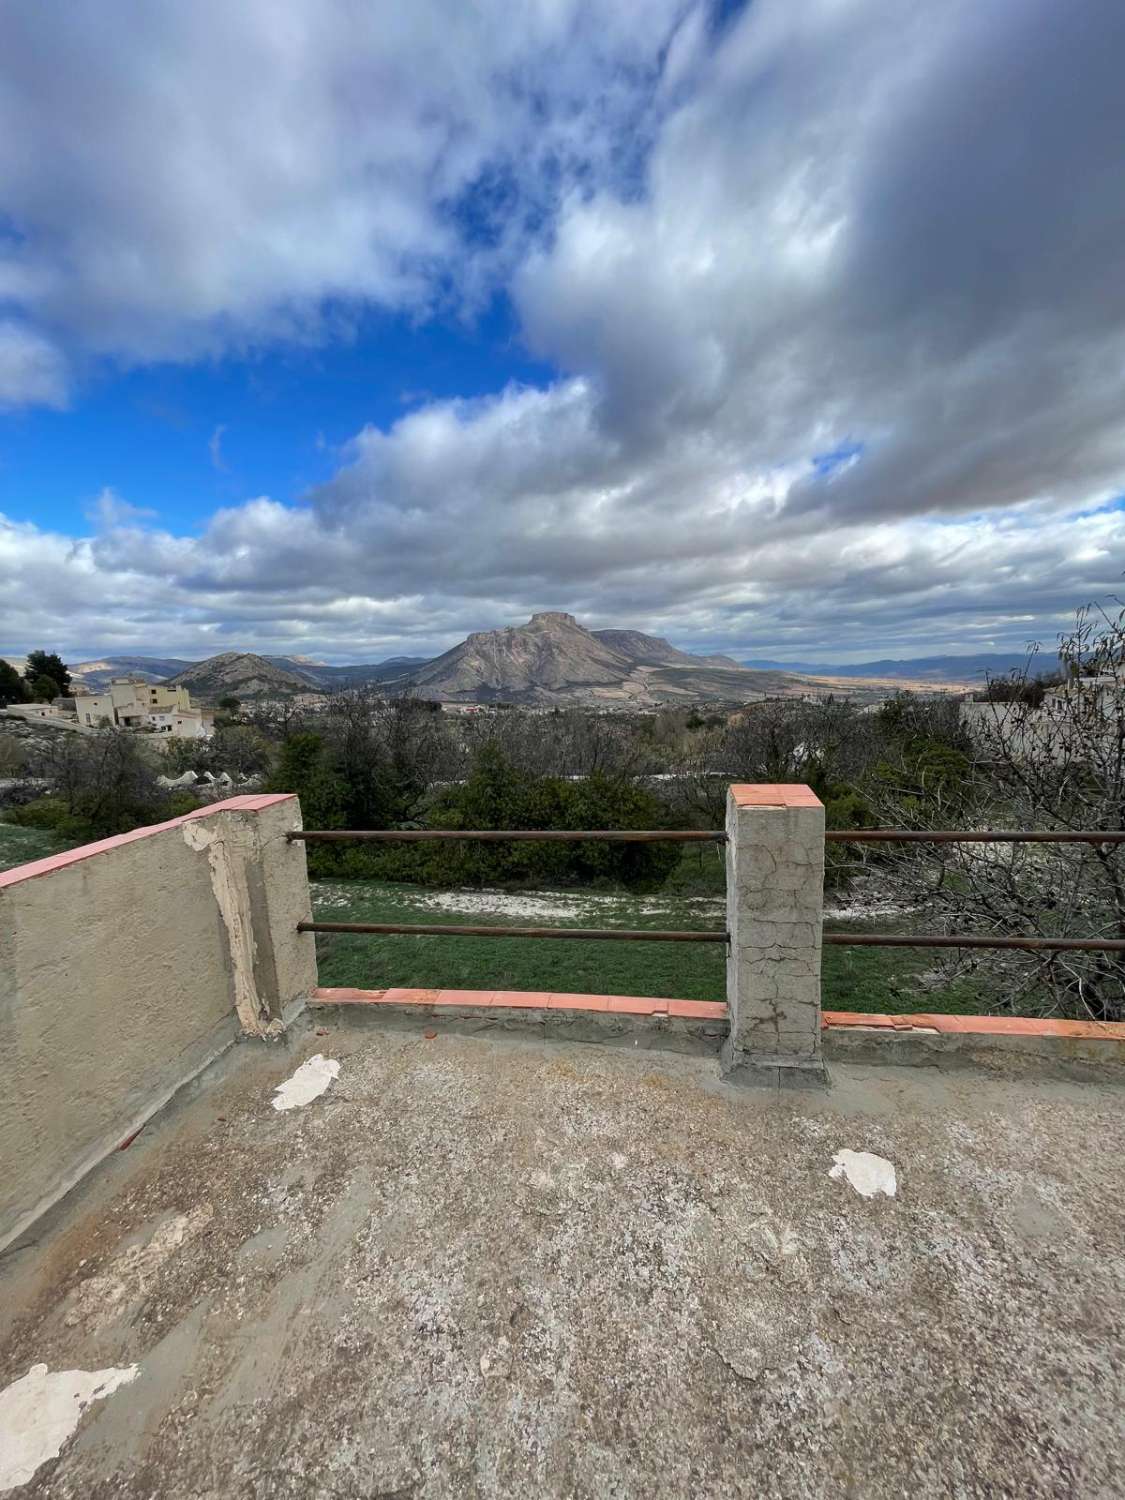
top-left (1, 788), bottom-right (1123, 1496)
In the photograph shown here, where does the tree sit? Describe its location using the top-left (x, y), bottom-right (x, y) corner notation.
top-left (209, 724), bottom-right (272, 777)
top-left (422, 746), bottom-right (680, 889)
top-left (23, 650), bottom-right (70, 694)
top-left (217, 695), bottom-right (241, 713)
top-left (0, 659), bottom-right (28, 706)
top-left (266, 732), bottom-right (347, 831)
top-left (877, 602), bottom-right (1125, 1022)
top-left (30, 674), bottom-right (62, 702)
top-left (21, 727), bottom-right (165, 837)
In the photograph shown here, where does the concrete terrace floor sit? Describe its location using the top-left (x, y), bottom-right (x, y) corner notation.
top-left (2, 1022), bottom-right (1124, 1499)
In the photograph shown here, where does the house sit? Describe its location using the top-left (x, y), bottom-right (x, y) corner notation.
top-left (75, 677), bottom-right (214, 738)
top-left (17, 701), bottom-right (77, 723)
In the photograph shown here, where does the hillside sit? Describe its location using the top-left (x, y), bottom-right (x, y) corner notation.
top-left (70, 655), bottom-right (195, 691)
top-left (591, 630), bottom-right (741, 670)
top-left (167, 652), bottom-right (320, 700)
top-left (405, 611), bottom-right (806, 703)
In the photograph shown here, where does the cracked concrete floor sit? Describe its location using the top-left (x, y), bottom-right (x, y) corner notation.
top-left (1, 1020), bottom-right (1124, 1498)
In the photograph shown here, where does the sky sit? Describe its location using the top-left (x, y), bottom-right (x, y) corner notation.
top-left (1, 0), bottom-right (1123, 667)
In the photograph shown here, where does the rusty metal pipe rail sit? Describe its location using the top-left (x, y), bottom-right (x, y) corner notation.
top-left (298, 920), bottom-right (726, 943)
top-left (289, 828), bottom-right (724, 843)
top-left (823, 933), bottom-right (1125, 952)
top-left (825, 829), bottom-right (1125, 844)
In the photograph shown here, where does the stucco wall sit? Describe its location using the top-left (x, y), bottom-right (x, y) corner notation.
top-left (0, 793), bottom-right (316, 1251)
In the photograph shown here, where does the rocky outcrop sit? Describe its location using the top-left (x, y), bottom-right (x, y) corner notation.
top-left (404, 612), bottom-right (804, 704)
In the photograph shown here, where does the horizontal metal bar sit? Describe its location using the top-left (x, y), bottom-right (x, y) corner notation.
top-left (298, 920), bottom-right (727, 943)
top-left (825, 829), bottom-right (1125, 844)
top-left (290, 828), bottom-right (725, 843)
top-left (823, 933), bottom-right (1125, 952)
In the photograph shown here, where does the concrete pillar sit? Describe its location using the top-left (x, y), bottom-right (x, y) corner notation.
top-left (721, 784), bottom-right (828, 1088)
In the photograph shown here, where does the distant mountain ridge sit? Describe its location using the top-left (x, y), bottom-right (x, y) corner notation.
top-left (56, 632), bottom-right (1033, 705)
top-left (742, 652), bottom-right (1061, 682)
top-left (69, 655), bottom-right (196, 690)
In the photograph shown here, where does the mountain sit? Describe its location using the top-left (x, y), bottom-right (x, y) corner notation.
top-left (592, 630), bottom-right (742, 670)
top-left (54, 651), bottom-right (436, 695)
top-left (405, 611), bottom-right (804, 704)
top-left (167, 652), bottom-right (320, 700)
top-left (742, 652), bottom-right (1061, 683)
top-left (70, 655), bottom-right (196, 691)
top-left (409, 613), bottom-right (630, 700)
top-left (294, 657), bottom-right (431, 690)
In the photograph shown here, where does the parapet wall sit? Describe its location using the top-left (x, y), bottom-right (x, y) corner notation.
top-left (0, 793), bottom-right (316, 1252)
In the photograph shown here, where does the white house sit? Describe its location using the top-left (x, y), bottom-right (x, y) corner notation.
top-left (76, 679), bottom-right (214, 738)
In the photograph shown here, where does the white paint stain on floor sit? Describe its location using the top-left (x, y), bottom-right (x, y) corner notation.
top-left (0, 1362), bottom-right (139, 1491)
top-left (272, 1054), bottom-right (340, 1111)
top-left (829, 1149), bottom-right (897, 1199)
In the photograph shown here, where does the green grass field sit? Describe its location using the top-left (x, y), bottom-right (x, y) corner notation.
top-left (0, 820), bottom-right (71, 873)
top-left (309, 877), bottom-right (987, 1015)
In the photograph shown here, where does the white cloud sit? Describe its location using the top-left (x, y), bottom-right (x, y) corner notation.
top-left (0, 0), bottom-right (688, 371)
top-left (2, 0), bottom-right (1125, 658)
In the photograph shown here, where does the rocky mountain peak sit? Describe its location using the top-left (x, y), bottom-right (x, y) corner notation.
top-left (528, 611), bottom-right (580, 628)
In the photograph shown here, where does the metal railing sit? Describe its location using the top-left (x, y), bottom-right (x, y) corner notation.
top-left (289, 828), bottom-right (724, 843)
top-left (291, 824), bottom-right (1125, 955)
top-left (291, 826), bottom-right (726, 944)
top-left (824, 827), bottom-right (1125, 952)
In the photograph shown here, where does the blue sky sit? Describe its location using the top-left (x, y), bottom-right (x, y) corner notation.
top-left (1, 0), bottom-right (1123, 666)
top-left (0, 297), bottom-right (553, 537)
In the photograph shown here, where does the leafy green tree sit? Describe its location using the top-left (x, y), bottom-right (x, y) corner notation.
top-left (0, 659), bottom-right (28, 706)
top-left (23, 650), bottom-right (70, 694)
top-left (422, 746), bottom-right (680, 889)
top-left (30, 673), bottom-right (62, 702)
top-left (217, 695), bottom-right (241, 713)
top-left (266, 732), bottom-right (347, 832)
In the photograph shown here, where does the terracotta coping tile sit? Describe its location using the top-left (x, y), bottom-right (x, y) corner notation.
top-left (729, 783), bottom-right (823, 809)
top-left (434, 989), bottom-right (498, 1006)
top-left (310, 991), bottom-right (1123, 1042)
top-left (605, 995), bottom-right (669, 1015)
top-left (667, 999), bottom-right (728, 1020)
top-left (822, 1009), bottom-right (1125, 1041)
top-left (547, 992), bottom-right (610, 1012)
top-left (0, 792), bottom-right (298, 891)
top-left (314, 986), bottom-right (388, 1002)
top-left (311, 987), bottom-right (714, 1019)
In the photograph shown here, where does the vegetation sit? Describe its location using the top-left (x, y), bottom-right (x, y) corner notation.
top-left (23, 649), bottom-right (71, 698)
top-left (874, 602), bottom-right (1125, 1021)
top-left (0, 733), bottom-right (26, 775)
top-left (4, 726), bottom-right (197, 839)
top-left (5, 601), bottom-right (1122, 1020)
top-left (161, 723), bottom-right (274, 778)
top-left (0, 660), bottom-right (29, 706)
